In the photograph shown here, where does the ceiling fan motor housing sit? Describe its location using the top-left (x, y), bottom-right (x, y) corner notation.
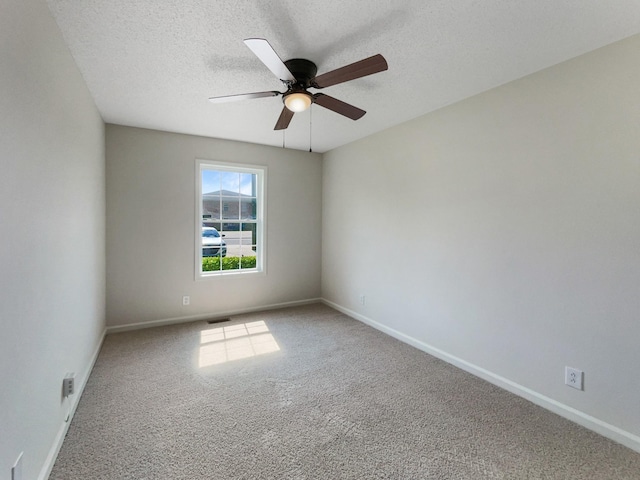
top-left (283, 58), bottom-right (318, 88)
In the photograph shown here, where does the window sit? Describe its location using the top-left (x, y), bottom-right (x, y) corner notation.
top-left (197, 160), bottom-right (265, 277)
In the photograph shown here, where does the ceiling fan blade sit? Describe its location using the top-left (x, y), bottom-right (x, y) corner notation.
top-left (208, 91), bottom-right (280, 104)
top-left (244, 38), bottom-right (296, 82)
top-left (274, 106), bottom-right (294, 130)
top-left (313, 93), bottom-right (366, 120)
top-left (312, 54), bottom-right (388, 89)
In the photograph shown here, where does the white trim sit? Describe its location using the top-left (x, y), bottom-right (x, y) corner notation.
top-left (105, 298), bottom-right (322, 334)
top-left (321, 298), bottom-right (640, 454)
top-left (38, 328), bottom-right (107, 480)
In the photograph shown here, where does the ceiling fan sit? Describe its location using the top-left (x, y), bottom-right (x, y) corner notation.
top-left (209, 38), bottom-right (388, 130)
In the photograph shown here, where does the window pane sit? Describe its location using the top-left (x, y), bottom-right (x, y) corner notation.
top-left (222, 256), bottom-right (239, 270)
top-left (222, 197), bottom-right (240, 219)
top-left (202, 255), bottom-right (223, 272)
top-left (202, 192), bottom-right (221, 220)
top-left (221, 171), bottom-right (240, 194)
top-left (221, 224), bottom-right (239, 258)
top-left (241, 198), bottom-right (256, 220)
top-left (241, 223), bottom-right (257, 257)
top-left (202, 170), bottom-right (221, 194)
top-left (240, 173), bottom-right (255, 196)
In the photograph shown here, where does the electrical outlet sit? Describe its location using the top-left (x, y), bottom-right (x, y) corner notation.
top-left (359, 295), bottom-right (366, 305)
top-left (12, 452), bottom-right (23, 480)
top-left (62, 373), bottom-right (75, 397)
top-left (565, 366), bottom-right (584, 390)
top-left (182, 296), bottom-right (190, 306)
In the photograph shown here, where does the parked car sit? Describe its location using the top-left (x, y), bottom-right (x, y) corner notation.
top-left (202, 227), bottom-right (227, 257)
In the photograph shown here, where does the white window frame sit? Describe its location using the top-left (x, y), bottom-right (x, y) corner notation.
top-left (195, 159), bottom-right (266, 279)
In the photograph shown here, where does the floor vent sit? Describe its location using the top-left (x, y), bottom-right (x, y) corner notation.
top-left (206, 318), bottom-right (230, 324)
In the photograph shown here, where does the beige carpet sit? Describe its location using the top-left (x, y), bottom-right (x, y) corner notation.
top-left (50, 304), bottom-right (640, 479)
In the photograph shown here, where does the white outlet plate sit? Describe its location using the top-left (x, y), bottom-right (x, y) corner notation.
top-left (63, 373), bottom-right (75, 397)
top-left (359, 295), bottom-right (366, 305)
top-left (12, 452), bottom-right (23, 480)
top-left (182, 296), bottom-right (190, 306)
top-left (565, 366), bottom-right (584, 390)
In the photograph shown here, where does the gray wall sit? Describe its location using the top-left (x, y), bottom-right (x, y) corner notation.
top-left (322, 34), bottom-right (640, 445)
top-left (106, 125), bottom-right (322, 328)
top-left (0, 0), bottom-right (106, 478)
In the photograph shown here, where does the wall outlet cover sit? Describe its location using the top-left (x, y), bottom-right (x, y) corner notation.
top-left (565, 366), bottom-right (584, 391)
top-left (63, 373), bottom-right (75, 397)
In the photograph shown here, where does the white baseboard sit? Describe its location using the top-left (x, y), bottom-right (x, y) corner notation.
top-left (106, 298), bottom-right (322, 334)
top-left (38, 327), bottom-right (107, 480)
top-left (321, 298), bottom-right (640, 454)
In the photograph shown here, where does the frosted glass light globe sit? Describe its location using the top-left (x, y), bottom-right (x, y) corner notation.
top-left (284, 92), bottom-right (312, 112)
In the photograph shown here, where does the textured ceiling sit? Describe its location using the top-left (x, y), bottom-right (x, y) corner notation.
top-left (47, 1), bottom-right (640, 153)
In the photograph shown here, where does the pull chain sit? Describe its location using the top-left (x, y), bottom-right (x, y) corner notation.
top-left (309, 104), bottom-right (313, 153)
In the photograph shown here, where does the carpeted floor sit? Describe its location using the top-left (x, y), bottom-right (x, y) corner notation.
top-left (50, 304), bottom-right (640, 479)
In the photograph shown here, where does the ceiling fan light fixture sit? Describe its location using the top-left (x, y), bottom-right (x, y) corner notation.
top-left (208, 39), bottom-right (388, 131)
top-left (284, 92), bottom-right (312, 112)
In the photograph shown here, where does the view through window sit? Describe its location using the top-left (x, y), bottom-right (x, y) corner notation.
top-left (198, 161), bottom-right (265, 276)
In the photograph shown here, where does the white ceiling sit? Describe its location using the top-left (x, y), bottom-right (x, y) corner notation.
top-left (47, 1), bottom-right (640, 153)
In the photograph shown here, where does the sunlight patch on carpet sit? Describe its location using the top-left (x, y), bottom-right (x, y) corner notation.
top-left (198, 321), bottom-right (280, 367)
